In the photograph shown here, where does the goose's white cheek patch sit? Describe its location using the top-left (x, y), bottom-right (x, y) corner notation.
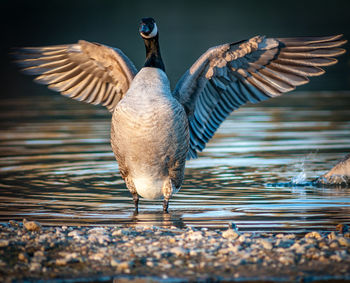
top-left (143, 23), bottom-right (158, 39)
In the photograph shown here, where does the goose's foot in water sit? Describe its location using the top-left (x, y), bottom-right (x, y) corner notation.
top-left (163, 198), bottom-right (169, 213)
top-left (133, 193), bottom-right (139, 215)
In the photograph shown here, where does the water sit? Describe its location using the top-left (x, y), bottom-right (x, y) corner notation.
top-left (0, 91), bottom-right (350, 232)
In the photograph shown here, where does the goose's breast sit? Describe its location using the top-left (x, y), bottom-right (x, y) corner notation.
top-left (110, 68), bottom-right (189, 194)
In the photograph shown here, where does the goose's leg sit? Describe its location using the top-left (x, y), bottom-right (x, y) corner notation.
top-left (163, 197), bottom-right (169, 213)
top-left (124, 176), bottom-right (139, 214)
top-left (132, 193), bottom-right (139, 215)
top-left (162, 178), bottom-right (173, 213)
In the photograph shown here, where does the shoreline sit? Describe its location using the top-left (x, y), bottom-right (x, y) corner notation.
top-left (0, 220), bottom-right (350, 282)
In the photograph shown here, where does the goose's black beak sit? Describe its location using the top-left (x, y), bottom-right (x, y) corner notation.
top-left (139, 24), bottom-right (151, 35)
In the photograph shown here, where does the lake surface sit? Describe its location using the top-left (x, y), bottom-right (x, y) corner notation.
top-left (0, 91), bottom-right (349, 232)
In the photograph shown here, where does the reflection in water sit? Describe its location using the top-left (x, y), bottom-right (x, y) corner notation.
top-left (130, 212), bottom-right (185, 229)
top-left (0, 92), bottom-right (349, 232)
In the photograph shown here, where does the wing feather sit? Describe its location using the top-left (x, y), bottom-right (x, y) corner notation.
top-left (15, 40), bottom-right (137, 112)
top-left (174, 34), bottom-right (346, 159)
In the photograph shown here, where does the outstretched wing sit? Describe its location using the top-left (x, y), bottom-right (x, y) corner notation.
top-left (173, 35), bottom-right (347, 159)
top-left (15, 40), bottom-right (138, 112)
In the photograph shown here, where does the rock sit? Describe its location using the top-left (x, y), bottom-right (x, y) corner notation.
top-left (318, 241), bottom-right (327, 249)
top-left (222, 229), bottom-right (239, 239)
top-left (284, 234), bottom-right (296, 239)
top-left (328, 232), bottom-right (337, 240)
top-left (337, 237), bottom-right (350, 247)
top-left (111, 260), bottom-right (132, 271)
top-left (110, 258), bottom-right (121, 267)
top-left (276, 234), bottom-right (285, 238)
top-left (0, 240), bottom-right (9, 247)
top-left (133, 245), bottom-right (147, 253)
top-left (289, 243), bottom-right (305, 254)
top-left (232, 258), bottom-right (245, 265)
top-left (146, 260), bottom-right (154, 267)
top-left (162, 263), bottom-right (172, 269)
top-left (89, 252), bottom-right (105, 261)
top-left (188, 262), bottom-right (195, 268)
top-left (170, 247), bottom-right (187, 256)
top-left (8, 220), bottom-right (20, 227)
top-left (187, 231), bottom-right (203, 241)
top-left (276, 239), bottom-right (294, 248)
top-left (336, 224), bottom-right (349, 234)
top-left (56, 252), bottom-right (80, 265)
top-left (330, 241), bottom-right (339, 248)
top-left (88, 233), bottom-right (110, 244)
top-left (238, 235), bottom-right (248, 243)
top-left (305, 231), bottom-right (322, 240)
top-left (330, 254), bottom-right (343, 262)
top-left (88, 227), bottom-right (107, 234)
top-left (23, 219), bottom-right (41, 232)
top-left (112, 229), bottom-right (122, 236)
top-left (18, 252), bottom-right (28, 262)
top-left (258, 239), bottom-right (273, 250)
top-left (279, 256), bottom-right (294, 265)
top-left (29, 262), bottom-right (41, 271)
top-left (55, 258), bottom-right (68, 266)
top-left (68, 229), bottom-right (83, 237)
top-left (189, 250), bottom-right (198, 256)
top-left (33, 250), bottom-right (44, 258)
top-left (174, 259), bottom-right (183, 266)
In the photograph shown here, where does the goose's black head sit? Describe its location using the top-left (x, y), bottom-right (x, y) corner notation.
top-left (139, 17), bottom-right (165, 71)
top-left (139, 17), bottom-right (158, 39)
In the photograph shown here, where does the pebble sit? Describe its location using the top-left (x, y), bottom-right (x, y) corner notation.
top-left (0, 240), bottom-right (9, 247)
top-left (187, 231), bottom-right (203, 241)
top-left (305, 231), bottom-right (322, 239)
top-left (18, 252), bottom-right (28, 262)
top-left (328, 232), bottom-right (337, 240)
top-left (337, 237), bottom-right (350, 247)
top-left (258, 239), bottom-right (273, 250)
top-left (22, 219), bottom-right (41, 232)
top-left (0, 222), bottom-right (349, 282)
top-left (222, 229), bottom-right (239, 239)
top-left (279, 255), bottom-right (294, 265)
top-left (170, 247), bottom-right (187, 256)
top-left (110, 258), bottom-right (121, 267)
top-left (89, 252), bottom-right (105, 261)
top-left (336, 224), bottom-right (349, 234)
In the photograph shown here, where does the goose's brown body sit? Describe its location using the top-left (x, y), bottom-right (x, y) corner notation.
top-left (111, 68), bottom-right (189, 200)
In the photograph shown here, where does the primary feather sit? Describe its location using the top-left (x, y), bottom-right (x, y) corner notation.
top-left (173, 34), bottom-right (346, 158)
top-left (15, 40), bottom-right (137, 112)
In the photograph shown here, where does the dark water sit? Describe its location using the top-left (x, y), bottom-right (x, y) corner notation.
top-left (0, 91), bottom-right (350, 232)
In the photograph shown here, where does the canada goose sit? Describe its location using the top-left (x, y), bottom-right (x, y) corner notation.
top-left (15, 17), bottom-right (346, 212)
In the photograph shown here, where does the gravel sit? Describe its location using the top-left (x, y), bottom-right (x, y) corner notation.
top-left (0, 220), bottom-right (350, 282)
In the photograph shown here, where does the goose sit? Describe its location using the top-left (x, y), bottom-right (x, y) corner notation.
top-left (15, 17), bottom-right (346, 213)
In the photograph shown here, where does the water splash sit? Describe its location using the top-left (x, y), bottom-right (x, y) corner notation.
top-left (291, 151), bottom-right (318, 184)
top-left (291, 169), bottom-right (307, 184)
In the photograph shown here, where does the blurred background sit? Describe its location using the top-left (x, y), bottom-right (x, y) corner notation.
top-left (1, 0), bottom-right (350, 98)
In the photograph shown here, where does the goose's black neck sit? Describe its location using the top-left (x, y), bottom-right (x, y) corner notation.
top-left (143, 35), bottom-right (165, 72)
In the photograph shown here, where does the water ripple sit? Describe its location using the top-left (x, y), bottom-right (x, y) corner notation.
top-left (0, 91), bottom-right (349, 231)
